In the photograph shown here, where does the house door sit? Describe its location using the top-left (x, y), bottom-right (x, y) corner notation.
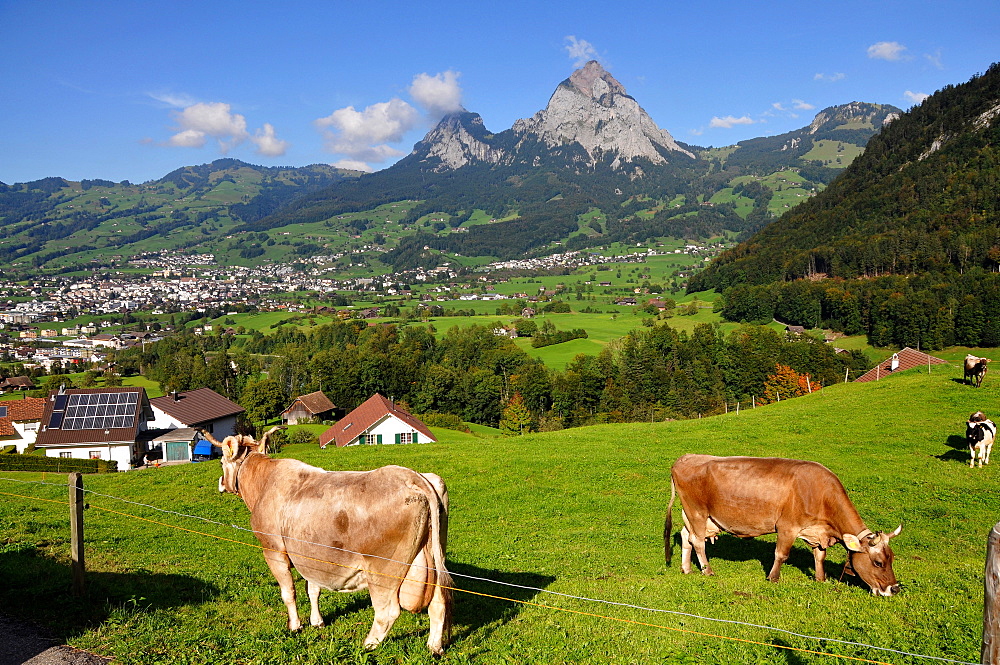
top-left (165, 441), bottom-right (189, 462)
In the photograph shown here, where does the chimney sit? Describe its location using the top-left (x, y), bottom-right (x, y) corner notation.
top-left (172, 390), bottom-right (179, 402)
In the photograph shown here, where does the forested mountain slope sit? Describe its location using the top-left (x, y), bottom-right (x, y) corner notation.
top-left (690, 63), bottom-right (1000, 350)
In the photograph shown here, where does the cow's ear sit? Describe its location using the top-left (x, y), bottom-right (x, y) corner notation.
top-left (842, 533), bottom-right (863, 552)
top-left (221, 437), bottom-right (240, 460)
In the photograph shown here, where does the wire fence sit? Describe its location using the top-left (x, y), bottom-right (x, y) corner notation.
top-left (0, 476), bottom-right (981, 665)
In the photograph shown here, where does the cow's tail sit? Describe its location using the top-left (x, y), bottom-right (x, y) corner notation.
top-left (664, 477), bottom-right (676, 567)
top-left (422, 478), bottom-right (453, 645)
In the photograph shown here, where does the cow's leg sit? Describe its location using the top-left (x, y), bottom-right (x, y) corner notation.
top-left (306, 579), bottom-right (324, 628)
top-left (986, 443), bottom-right (994, 466)
top-left (679, 524), bottom-right (694, 574)
top-left (363, 582), bottom-right (401, 651)
top-left (686, 520), bottom-right (714, 576)
top-left (971, 446), bottom-right (977, 468)
top-left (426, 579), bottom-right (448, 656)
top-left (767, 529), bottom-right (796, 582)
top-left (262, 551), bottom-right (301, 631)
top-left (812, 547), bottom-right (827, 581)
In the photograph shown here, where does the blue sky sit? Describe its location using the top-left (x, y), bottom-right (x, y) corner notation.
top-left (2, 0), bottom-right (997, 184)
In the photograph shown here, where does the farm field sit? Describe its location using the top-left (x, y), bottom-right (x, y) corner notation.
top-left (1, 362), bottom-right (994, 664)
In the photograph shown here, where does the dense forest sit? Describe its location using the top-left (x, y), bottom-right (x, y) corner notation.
top-left (114, 319), bottom-right (869, 432)
top-left (693, 63), bottom-right (1000, 349)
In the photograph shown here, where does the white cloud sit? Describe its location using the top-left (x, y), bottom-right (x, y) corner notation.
top-left (251, 123), bottom-right (289, 157)
top-left (565, 36), bottom-right (598, 67)
top-left (925, 49), bottom-right (944, 70)
top-left (169, 102), bottom-right (249, 152)
top-left (814, 72), bottom-right (846, 82)
top-left (168, 128), bottom-right (207, 148)
top-left (409, 70), bottom-right (463, 118)
top-left (315, 98), bottom-right (420, 168)
top-left (332, 159), bottom-right (374, 173)
top-left (903, 90), bottom-right (930, 105)
top-left (792, 99), bottom-right (815, 110)
top-left (709, 115), bottom-right (754, 129)
top-left (772, 102), bottom-right (786, 111)
top-left (148, 91), bottom-right (198, 108)
top-left (867, 41), bottom-right (908, 61)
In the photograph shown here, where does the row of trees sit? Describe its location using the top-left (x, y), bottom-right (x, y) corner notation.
top-left (720, 269), bottom-right (1000, 349)
top-left (116, 318), bottom-right (869, 431)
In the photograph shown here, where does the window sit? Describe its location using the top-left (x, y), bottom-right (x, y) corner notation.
top-left (59, 452), bottom-right (72, 458)
top-left (89, 451), bottom-right (102, 460)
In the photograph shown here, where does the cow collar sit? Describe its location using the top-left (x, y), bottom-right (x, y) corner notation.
top-left (231, 450), bottom-right (254, 496)
top-left (857, 529), bottom-right (874, 541)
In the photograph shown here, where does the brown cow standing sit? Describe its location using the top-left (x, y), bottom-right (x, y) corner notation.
top-left (200, 427), bottom-right (453, 655)
top-left (964, 354), bottom-right (991, 387)
top-left (664, 454), bottom-right (902, 596)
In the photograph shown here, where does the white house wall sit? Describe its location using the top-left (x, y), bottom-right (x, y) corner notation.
top-left (348, 414), bottom-right (435, 446)
top-left (43, 443), bottom-right (133, 471)
top-left (11, 421), bottom-right (40, 453)
top-left (147, 409), bottom-right (238, 439)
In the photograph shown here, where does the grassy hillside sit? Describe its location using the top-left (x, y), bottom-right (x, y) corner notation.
top-left (1, 363), bottom-right (993, 663)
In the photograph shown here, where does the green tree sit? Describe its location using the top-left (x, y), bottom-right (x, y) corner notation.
top-left (499, 392), bottom-right (533, 436)
top-left (240, 378), bottom-right (285, 427)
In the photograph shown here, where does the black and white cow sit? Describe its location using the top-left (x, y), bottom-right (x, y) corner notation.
top-left (967, 411), bottom-right (996, 468)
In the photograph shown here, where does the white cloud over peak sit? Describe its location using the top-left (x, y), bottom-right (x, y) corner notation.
top-left (565, 36), bottom-right (598, 67)
top-left (903, 90), bottom-right (930, 105)
top-left (163, 101), bottom-right (288, 156)
top-left (333, 159), bottom-right (374, 173)
top-left (709, 115), bottom-right (754, 129)
top-left (315, 98), bottom-right (420, 165)
top-left (867, 41), bottom-right (908, 61)
top-left (793, 99), bottom-right (815, 111)
top-left (169, 102), bottom-right (248, 152)
top-left (409, 70), bottom-right (463, 118)
top-left (814, 72), bottom-right (846, 82)
top-left (252, 123), bottom-right (290, 157)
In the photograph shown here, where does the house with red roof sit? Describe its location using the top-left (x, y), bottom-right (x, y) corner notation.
top-left (853, 347), bottom-right (947, 383)
top-left (318, 393), bottom-right (436, 449)
top-left (0, 396), bottom-right (47, 452)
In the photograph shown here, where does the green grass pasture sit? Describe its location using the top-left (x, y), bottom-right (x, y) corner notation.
top-left (0, 363), bottom-right (993, 663)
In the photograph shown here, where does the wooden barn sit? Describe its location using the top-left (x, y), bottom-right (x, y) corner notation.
top-left (281, 390), bottom-right (336, 425)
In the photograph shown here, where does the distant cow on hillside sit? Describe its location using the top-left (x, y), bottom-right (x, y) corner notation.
top-left (967, 411), bottom-right (996, 468)
top-left (964, 355), bottom-right (991, 387)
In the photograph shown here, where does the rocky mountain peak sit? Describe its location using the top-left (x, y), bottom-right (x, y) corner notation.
top-left (410, 109), bottom-right (505, 171)
top-left (513, 62), bottom-right (694, 168)
top-left (566, 60), bottom-right (627, 100)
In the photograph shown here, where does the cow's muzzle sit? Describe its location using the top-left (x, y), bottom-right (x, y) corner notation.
top-left (872, 583), bottom-right (901, 597)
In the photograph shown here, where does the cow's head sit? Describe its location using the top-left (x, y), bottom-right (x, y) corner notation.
top-left (214, 434), bottom-right (261, 495)
top-left (198, 427), bottom-right (282, 495)
top-left (842, 526), bottom-right (902, 596)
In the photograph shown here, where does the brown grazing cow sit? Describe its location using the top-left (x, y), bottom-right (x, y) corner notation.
top-left (664, 454), bottom-right (902, 596)
top-left (200, 427), bottom-right (453, 655)
top-left (964, 354), bottom-right (991, 387)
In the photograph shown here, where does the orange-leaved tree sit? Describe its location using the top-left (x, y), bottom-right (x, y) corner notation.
top-left (761, 363), bottom-right (818, 404)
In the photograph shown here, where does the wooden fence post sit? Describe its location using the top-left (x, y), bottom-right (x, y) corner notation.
top-left (984, 521), bottom-right (1000, 663)
top-left (69, 472), bottom-right (85, 596)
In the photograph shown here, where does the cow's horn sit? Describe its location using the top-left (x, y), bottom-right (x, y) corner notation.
top-left (258, 425), bottom-right (285, 454)
top-left (887, 524), bottom-right (902, 539)
top-left (197, 429), bottom-right (223, 447)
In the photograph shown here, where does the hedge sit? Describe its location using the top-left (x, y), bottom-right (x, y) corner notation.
top-left (0, 455), bottom-right (118, 474)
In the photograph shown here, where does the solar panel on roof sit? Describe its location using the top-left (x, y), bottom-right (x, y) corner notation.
top-left (49, 412), bottom-right (64, 429)
top-left (61, 391), bottom-right (139, 430)
top-left (0, 406), bottom-right (6, 418)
